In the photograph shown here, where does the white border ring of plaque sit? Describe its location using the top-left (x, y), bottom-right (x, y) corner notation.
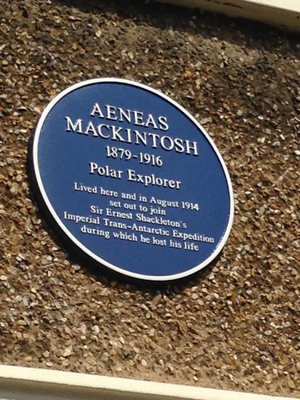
top-left (31, 78), bottom-right (234, 281)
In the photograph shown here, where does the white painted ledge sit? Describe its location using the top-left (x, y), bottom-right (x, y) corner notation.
top-left (155, 0), bottom-right (300, 32)
top-left (0, 365), bottom-right (298, 400)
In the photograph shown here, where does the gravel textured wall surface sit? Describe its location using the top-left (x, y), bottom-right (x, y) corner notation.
top-left (0, 0), bottom-right (299, 397)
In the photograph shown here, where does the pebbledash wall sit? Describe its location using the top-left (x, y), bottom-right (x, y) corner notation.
top-left (155, 0), bottom-right (300, 33)
top-left (1, 2), bottom-right (299, 400)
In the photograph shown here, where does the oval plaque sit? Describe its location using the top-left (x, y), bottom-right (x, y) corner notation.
top-left (31, 78), bottom-right (234, 281)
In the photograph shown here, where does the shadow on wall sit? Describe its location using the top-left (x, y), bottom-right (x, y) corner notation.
top-left (51, 0), bottom-right (300, 56)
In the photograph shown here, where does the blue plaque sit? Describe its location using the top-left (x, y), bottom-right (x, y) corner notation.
top-left (30, 79), bottom-right (234, 281)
